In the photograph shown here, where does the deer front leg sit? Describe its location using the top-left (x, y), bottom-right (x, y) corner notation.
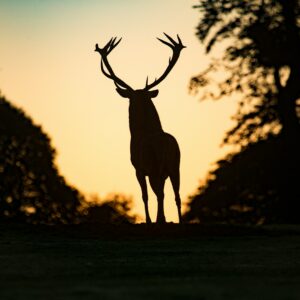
top-left (149, 176), bottom-right (166, 224)
top-left (136, 171), bottom-right (152, 224)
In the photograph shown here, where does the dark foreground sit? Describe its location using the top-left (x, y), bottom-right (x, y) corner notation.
top-left (0, 223), bottom-right (299, 300)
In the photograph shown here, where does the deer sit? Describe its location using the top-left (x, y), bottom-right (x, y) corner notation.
top-left (95, 33), bottom-right (185, 224)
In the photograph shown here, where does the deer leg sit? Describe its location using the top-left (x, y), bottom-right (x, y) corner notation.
top-left (136, 171), bottom-right (151, 224)
top-left (149, 176), bottom-right (166, 224)
top-left (170, 169), bottom-right (182, 223)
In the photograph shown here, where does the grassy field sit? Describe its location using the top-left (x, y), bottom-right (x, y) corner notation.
top-left (0, 223), bottom-right (299, 300)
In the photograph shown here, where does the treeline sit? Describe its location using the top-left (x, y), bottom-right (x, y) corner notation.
top-left (0, 94), bottom-right (136, 224)
top-left (185, 136), bottom-right (296, 224)
top-left (186, 0), bottom-right (300, 224)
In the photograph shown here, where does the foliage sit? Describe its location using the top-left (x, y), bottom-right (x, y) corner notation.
top-left (82, 194), bottom-right (137, 224)
top-left (0, 94), bottom-right (83, 224)
top-left (190, 0), bottom-right (300, 146)
top-left (185, 136), bottom-right (288, 224)
top-left (187, 0), bottom-right (300, 224)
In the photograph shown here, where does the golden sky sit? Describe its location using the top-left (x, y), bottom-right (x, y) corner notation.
top-left (0, 0), bottom-right (237, 222)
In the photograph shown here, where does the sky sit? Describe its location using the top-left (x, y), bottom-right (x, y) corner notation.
top-left (0, 0), bottom-right (237, 222)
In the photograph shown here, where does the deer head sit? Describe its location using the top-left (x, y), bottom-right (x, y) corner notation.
top-left (95, 33), bottom-right (186, 102)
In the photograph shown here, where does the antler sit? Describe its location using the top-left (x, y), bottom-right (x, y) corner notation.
top-left (145, 33), bottom-right (186, 91)
top-left (95, 37), bottom-right (132, 90)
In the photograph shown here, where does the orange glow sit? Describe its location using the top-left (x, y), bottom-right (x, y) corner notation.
top-left (0, 1), bottom-right (237, 222)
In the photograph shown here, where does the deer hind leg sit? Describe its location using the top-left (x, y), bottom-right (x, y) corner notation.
top-left (170, 169), bottom-right (182, 223)
top-left (136, 171), bottom-right (152, 224)
top-left (149, 175), bottom-right (166, 224)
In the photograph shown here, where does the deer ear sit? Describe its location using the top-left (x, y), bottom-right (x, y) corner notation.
top-left (116, 88), bottom-right (131, 98)
top-left (149, 90), bottom-right (159, 98)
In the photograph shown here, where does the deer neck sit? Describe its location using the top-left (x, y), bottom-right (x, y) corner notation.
top-left (129, 100), bottom-right (163, 139)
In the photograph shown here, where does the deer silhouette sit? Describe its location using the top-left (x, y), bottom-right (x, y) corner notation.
top-left (95, 34), bottom-right (185, 224)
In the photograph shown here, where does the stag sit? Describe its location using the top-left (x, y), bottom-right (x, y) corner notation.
top-left (95, 34), bottom-right (185, 223)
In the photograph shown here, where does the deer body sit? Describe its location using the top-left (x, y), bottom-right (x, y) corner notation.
top-left (127, 91), bottom-right (181, 223)
top-left (95, 34), bottom-right (185, 223)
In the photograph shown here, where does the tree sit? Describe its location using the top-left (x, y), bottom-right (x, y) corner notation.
top-left (185, 137), bottom-right (285, 224)
top-left (188, 0), bottom-right (300, 223)
top-left (0, 94), bottom-right (83, 224)
top-left (82, 194), bottom-right (137, 224)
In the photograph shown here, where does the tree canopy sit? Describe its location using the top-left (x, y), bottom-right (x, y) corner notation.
top-left (0, 94), bottom-right (83, 224)
top-left (187, 0), bottom-right (300, 223)
top-left (185, 136), bottom-right (285, 224)
top-left (190, 0), bottom-right (300, 146)
top-left (82, 194), bottom-right (137, 224)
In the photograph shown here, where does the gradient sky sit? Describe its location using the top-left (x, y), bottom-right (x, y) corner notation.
top-left (0, 0), bottom-right (237, 222)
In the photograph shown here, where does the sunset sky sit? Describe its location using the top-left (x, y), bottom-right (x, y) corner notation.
top-left (0, 0), bottom-right (237, 222)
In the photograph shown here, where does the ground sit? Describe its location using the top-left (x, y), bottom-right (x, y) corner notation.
top-left (0, 222), bottom-right (299, 300)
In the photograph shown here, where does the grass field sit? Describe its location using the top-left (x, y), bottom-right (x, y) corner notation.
top-left (0, 223), bottom-right (299, 300)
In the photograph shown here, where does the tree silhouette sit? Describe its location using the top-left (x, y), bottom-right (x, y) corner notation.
top-left (185, 137), bottom-right (286, 224)
top-left (0, 94), bottom-right (83, 224)
top-left (188, 0), bottom-right (300, 223)
top-left (82, 194), bottom-right (137, 224)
